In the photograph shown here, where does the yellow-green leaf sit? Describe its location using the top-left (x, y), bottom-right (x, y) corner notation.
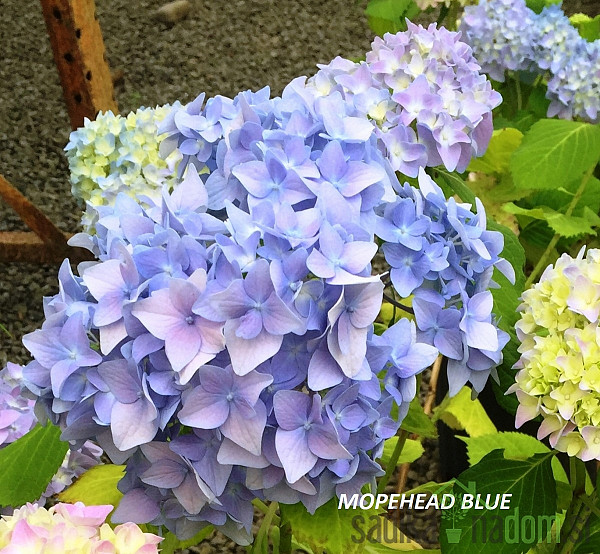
top-left (433, 387), bottom-right (497, 437)
top-left (381, 438), bottom-right (424, 467)
top-left (469, 128), bottom-right (523, 174)
top-left (58, 464), bottom-right (125, 509)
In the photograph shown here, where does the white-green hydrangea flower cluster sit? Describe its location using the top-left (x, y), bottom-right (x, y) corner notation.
top-left (509, 247), bottom-right (600, 461)
top-left (65, 105), bottom-right (181, 230)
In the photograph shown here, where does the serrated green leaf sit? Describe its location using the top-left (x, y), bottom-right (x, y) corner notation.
top-left (364, 0), bottom-right (419, 35)
top-left (503, 203), bottom-right (547, 220)
top-left (570, 13), bottom-right (600, 41)
top-left (583, 206), bottom-right (600, 226)
top-left (510, 119), bottom-right (600, 190)
top-left (440, 451), bottom-right (558, 553)
top-left (468, 128), bottom-right (523, 174)
top-left (545, 212), bottom-right (595, 237)
top-left (401, 397), bottom-right (437, 438)
top-left (503, 204), bottom-right (597, 237)
top-left (434, 387), bottom-right (497, 437)
top-left (58, 464), bottom-right (125, 508)
top-left (0, 424), bottom-right (69, 507)
top-left (381, 437), bottom-right (424, 467)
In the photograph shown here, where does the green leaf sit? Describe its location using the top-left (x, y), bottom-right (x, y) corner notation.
top-left (400, 397), bottom-right (437, 438)
top-left (58, 464), bottom-right (125, 509)
top-left (0, 424), bottom-right (69, 507)
top-left (494, 111), bottom-right (539, 134)
top-left (570, 13), bottom-right (600, 41)
top-left (282, 499), bottom-right (424, 553)
top-left (364, 0), bottom-right (419, 35)
top-left (433, 168), bottom-right (476, 205)
top-left (280, 498), bottom-right (371, 554)
top-left (440, 451), bottom-right (558, 553)
top-left (434, 387), bottom-right (497, 437)
top-left (545, 212), bottom-right (595, 237)
top-left (510, 119), bottom-right (600, 191)
top-left (531, 175), bottom-right (600, 218)
top-left (458, 432), bottom-right (570, 510)
top-left (459, 432), bottom-right (560, 471)
top-left (503, 203), bottom-right (597, 237)
top-left (525, 0), bottom-right (560, 14)
top-left (381, 437), bottom-right (424, 467)
top-left (468, 128), bottom-right (524, 175)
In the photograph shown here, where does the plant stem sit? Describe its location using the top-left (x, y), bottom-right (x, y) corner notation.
top-left (279, 517), bottom-right (293, 554)
top-left (383, 292), bottom-right (414, 315)
top-left (524, 165), bottom-right (596, 289)
top-left (377, 429), bottom-right (409, 494)
top-left (554, 458), bottom-right (594, 553)
top-left (514, 75), bottom-right (523, 112)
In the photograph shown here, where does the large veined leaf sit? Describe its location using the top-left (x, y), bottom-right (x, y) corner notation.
top-left (440, 451), bottom-right (557, 554)
top-left (0, 424), bottom-right (69, 507)
top-left (458, 431), bottom-right (568, 484)
top-left (510, 119), bottom-right (600, 191)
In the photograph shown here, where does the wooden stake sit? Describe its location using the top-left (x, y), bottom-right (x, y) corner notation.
top-left (39, 0), bottom-right (118, 129)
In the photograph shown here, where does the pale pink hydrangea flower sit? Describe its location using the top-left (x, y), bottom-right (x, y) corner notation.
top-left (0, 502), bottom-right (162, 553)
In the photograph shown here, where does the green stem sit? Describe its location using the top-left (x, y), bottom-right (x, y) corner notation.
top-left (553, 459), bottom-right (594, 554)
top-left (524, 165), bottom-right (596, 289)
top-left (437, 4), bottom-right (450, 27)
top-left (514, 75), bottom-right (523, 112)
top-left (377, 429), bottom-right (409, 494)
top-left (383, 292), bottom-right (414, 315)
top-left (279, 517), bottom-right (293, 554)
top-left (253, 499), bottom-right (280, 525)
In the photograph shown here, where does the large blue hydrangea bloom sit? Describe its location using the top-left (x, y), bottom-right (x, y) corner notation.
top-left (19, 25), bottom-right (512, 543)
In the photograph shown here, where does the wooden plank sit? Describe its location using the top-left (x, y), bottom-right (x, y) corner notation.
top-left (0, 173), bottom-right (69, 248)
top-left (0, 232), bottom-right (93, 264)
top-left (40, 0), bottom-right (118, 129)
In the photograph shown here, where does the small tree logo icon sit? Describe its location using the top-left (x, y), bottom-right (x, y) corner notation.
top-left (434, 479), bottom-right (476, 545)
top-left (441, 497), bottom-right (468, 544)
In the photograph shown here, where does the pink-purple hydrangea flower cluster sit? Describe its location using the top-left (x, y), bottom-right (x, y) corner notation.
top-left (460, 0), bottom-right (600, 122)
top-left (305, 21), bottom-right (502, 174)
top-left (18, 25), bottom-right (512, 543)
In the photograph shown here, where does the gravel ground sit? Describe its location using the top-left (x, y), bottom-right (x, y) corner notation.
top-left (9, 0), bottom-right (596, 551)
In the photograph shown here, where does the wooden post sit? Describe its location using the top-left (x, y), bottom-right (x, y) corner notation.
top-left (0, 173), bottom-right (93, 264)
top-left (40, 0), bottom-right (118, 129)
